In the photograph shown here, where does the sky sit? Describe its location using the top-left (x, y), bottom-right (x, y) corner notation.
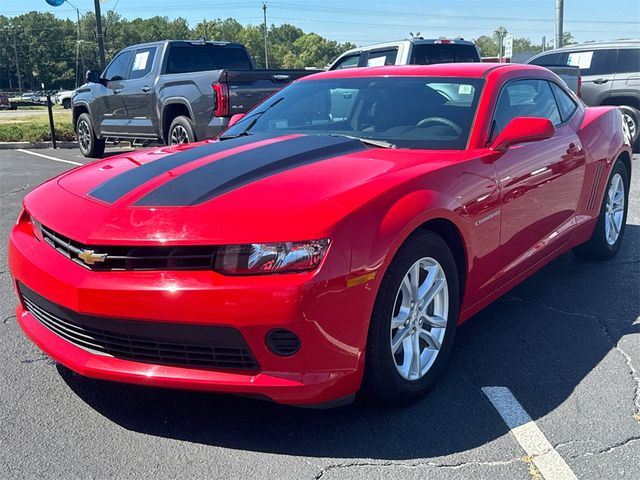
top-left (1, 0), bottom-right (639, 46)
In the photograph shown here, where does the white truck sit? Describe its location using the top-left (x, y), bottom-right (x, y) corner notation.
top-left (328, 38), bottom-right (481, 70)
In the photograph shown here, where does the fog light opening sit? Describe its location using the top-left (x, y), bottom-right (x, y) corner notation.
top-left (266, 329), bottom-right (301, 356)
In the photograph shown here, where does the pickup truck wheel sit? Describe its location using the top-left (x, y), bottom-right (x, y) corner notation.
top-left (619, 106), bottom-right (639, 152)
top-left (168, 116), bottom-right (195, 145)
top-left (62, 98), bottom-right (71, 109)
top-left (363, 231), bottom-right (459, 405)
top-left (76, 113), bottom-right (105, 158)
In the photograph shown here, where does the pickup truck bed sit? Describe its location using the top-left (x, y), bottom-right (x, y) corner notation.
top-left (73, 40), bottom-right (320, 157)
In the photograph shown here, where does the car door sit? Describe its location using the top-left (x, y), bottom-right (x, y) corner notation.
top-left (117, 46), bottom-right (158, 138)
top-left (362, 48), bottom-right (399, 67)
top-left (491, 78), bottom-right (586, 282)
top-left (97, 49), bottom-right (133, 136)
top-left (566, 48), bottom-right (617, 106)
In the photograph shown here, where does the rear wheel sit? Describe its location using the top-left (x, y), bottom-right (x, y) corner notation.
top-left (363, 231), bottom-right (460, 405)
top-left (168, 116), bottom-right (195, 145)
top-left (76, 113), bottom-right (105, 158)
top-left (573, 159), bottom-right (629, 260)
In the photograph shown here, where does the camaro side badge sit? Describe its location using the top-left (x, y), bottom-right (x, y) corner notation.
top-left (78, 250), bottom-right (108, 265)
top-left (475, 210), bottom-right (501, 227)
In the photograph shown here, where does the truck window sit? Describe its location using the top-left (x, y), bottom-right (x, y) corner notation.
top-left (129, 47), bottom-right (156, 80)
top-left (333, 54), bottom-right (361, 69)
top-left (366, 49), bottom-right (398, 67)
top-left (567, 49), bottom-right (617, 76)
top-left (410, 44), bottom-right (479, 64)
top-left (616, 48), bottom-right (640, 73)
top-left (529, 52), bottom-right (568, 66)
top-left (165, 45), bottom-right (252, 74)
top-left (103, 50), bottom-right (133, 81)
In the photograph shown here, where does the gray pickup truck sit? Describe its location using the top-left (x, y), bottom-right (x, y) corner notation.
top-left (73, 40), bottom-right (319, 157)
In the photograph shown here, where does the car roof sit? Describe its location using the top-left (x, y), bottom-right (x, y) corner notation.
top-left (306, 62), bottom-right (545, 80)
top-left (540, 39), bottom-right (640, 53)
top-left (121, 40), bottom-right (246, 51)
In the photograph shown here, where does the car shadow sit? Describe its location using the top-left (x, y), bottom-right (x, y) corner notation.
top-left (59, 225), bottom-right (640, 460)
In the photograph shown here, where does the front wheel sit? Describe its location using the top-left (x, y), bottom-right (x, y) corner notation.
top-left (573, 159), bottom-right (629, 260)
top-left (363, 230), bottom-right (460, 405)
top-left (76, 113), bottom-right (105, 158)
top-left (620, 106), bottom-right (639, 152)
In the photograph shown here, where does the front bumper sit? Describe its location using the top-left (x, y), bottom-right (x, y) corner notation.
top-left (9, 221), bottom-right (374, 405)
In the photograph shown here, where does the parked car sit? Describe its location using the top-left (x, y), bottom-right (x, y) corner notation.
top-left (73, 40), bottom-right (320, 157)
top-left (0, 93), bottom-right (14, 109)
top-left (10, 63), bottom-right (631, 407)
top-left (55, 90), bottom-right (75, 109)
top-left (328, 37), bottom-right (481, 70)
top-left (528, 40), bottom-right (640, 149)
top-left (20, 92), bottom-right (39, 102)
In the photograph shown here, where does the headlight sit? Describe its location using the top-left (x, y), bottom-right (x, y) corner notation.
top-left (214, 239), bottom-right (330, 275)
top-left (17, 208), bottom-right (42, 241)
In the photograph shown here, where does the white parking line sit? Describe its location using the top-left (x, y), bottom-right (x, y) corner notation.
top-left (482, 386), bottom-right (577, 480)
top-left (16, 149), bottom-right (83, 166)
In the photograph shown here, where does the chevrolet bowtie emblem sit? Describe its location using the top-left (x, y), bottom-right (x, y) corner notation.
top-left (77, 249), bottom-right (108, 265)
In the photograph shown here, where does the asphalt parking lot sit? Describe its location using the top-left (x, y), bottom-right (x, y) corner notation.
top-left (1, 148), bottom-right (638, 479)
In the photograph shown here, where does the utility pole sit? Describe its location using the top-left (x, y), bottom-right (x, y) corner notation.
top-left (542, 35), bottom-right (546, 52)
top-left (94, 0), bottom-right (106, 70)
top-left (555, 0), bottom-right (564, 49)
top-left (262, 2), bottom-right (269, 69)
top-left (11, 31), bottom-right (22, 91)
top-left (75, 7), bottom-right (81, 88)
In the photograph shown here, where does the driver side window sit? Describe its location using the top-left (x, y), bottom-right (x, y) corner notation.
top-left (103, 51), bottom-right (133, 82)
top-left (491, 79), bottom-right (561, 141)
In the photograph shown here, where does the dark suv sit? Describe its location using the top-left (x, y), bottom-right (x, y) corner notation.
top-left (528, 40), bottom-right (640, 149)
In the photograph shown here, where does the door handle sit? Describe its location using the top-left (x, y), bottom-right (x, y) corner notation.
top-left (141, 86), bottom-right (151, 92)
top-left (113, 88), bottom-right (122, 94)
top-left (592, 78), bottom-right (608, 84)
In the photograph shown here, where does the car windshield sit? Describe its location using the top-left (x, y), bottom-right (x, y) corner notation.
top-left (222, 76), bottom-right (484, 150)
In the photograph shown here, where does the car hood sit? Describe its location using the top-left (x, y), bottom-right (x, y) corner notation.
top-left (26, 134), bottom-right (472, 245)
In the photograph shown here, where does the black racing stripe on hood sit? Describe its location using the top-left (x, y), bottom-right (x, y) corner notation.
top-left (134, 135), bottom-right (367, 206)
top-left (88, 135), bottom-right (262, 203)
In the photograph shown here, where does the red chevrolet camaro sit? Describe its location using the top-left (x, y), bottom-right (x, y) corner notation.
top-left (9, 63), bottom-right (632, 407)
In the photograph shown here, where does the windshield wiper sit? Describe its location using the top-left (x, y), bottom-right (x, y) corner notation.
top-left (219, 98), bottom-right (285, 140)
top-left (327, 134), bottom-right (397, 149)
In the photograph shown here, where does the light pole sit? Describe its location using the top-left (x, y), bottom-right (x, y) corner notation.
top-left (45, 0), bottom-right (106, 71)
top-left (555, 0), bottom-right (564, 49)
top-left (262, 2), bottom-right (269, 69)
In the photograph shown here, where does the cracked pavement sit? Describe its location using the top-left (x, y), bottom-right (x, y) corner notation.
top-left (1, 149), bottom-right (638, 479)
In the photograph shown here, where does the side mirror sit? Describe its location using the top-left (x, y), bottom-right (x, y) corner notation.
top-left (228, 113), bottom-right (246, 127)
top-left (86, 69), bottom-right (101, 84)
top-left (490, 117), bottom-right (555, 152)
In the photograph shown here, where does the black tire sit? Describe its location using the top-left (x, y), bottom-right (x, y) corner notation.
top-left (62, 98), bottom-right (71, 109)
top-left (76, 113), bottom-right (105, 158)
top-left (363, 230), bottom-right (460, 405)
top-left (167, 116), bottom-right (196, 145)
top-left (573, 159), bottom-right (629, 260)
top-left (620, 106), bottom-right (640, 152)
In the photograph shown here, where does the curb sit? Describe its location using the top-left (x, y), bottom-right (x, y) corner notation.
top-left (0, 141), bottom-right (78, 149)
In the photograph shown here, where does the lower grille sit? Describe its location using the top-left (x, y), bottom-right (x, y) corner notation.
top-left (18, 282), bottom-right (259, 371)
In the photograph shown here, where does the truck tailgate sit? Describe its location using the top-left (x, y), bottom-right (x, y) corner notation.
top-left (223, 69), bottom-right (321, 114)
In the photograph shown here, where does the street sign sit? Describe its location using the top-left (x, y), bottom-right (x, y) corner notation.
top-left (504, 35), bottom-right (514, 59)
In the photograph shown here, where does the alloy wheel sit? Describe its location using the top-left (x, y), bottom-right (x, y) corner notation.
top-left (78, 120), bottom-right (91, 152)
top-left (170, 125), bottom-right (189, 145)
top-left (390, 257), bottom-right (448, 381)
top-left (605, 172), bottom-right (625, 246)
top-left (622, 112), bottom-right (637, 143)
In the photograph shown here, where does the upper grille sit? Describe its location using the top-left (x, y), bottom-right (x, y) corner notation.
top-left (18, 282), bottom-right (259, 371)
top-left (39, 223), bottom-right (217, 271)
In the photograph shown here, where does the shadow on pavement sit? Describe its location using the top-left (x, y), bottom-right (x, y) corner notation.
top-left (59, 225), bottom-right (640, 460)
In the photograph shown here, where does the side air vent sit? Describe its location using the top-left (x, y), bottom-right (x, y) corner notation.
top-left (586, 162), bottom-right (604, 211)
